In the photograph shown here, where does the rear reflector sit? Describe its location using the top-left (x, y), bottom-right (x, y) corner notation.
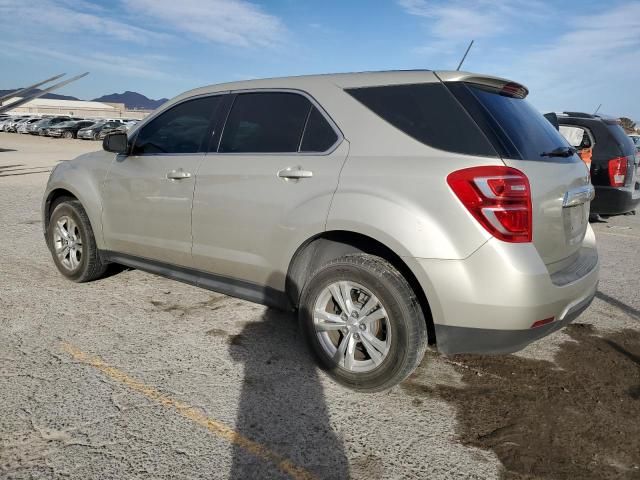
top-left (608, 156), bottom-right (627, 187)
top-left (447, 166), bottom-right (532, 243)
top-left (531, 317), bottom-right (555, 329)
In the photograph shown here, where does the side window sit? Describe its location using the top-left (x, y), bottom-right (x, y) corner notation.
top-left (347, 83), bottom-right (497, 157)
top-left (300, 106), bottom-right (338, 152)
top-left (132, 96), bottom-right (220, 155)
top-left (559, 125), bottom-right (593, 149)
top-left (219, 92), bottom-right (310, 153)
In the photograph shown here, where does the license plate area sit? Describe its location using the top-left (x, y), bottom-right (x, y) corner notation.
top-left (563, 204), bottom-right (588, 246)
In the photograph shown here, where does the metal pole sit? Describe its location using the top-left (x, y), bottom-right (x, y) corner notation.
top-left (456, 40), bottom-right (474, 71)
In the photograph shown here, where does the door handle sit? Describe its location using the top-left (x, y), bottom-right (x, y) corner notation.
top-left (277, 166), bottom-right (313, 180)
top-left (166, 169), bottom-right (192, 180)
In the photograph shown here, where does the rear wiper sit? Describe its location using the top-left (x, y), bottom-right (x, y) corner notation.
top-left (540, 147), bottom-right (576, 158)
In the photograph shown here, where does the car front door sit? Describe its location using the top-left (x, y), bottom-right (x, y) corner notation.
top-left (191, 91), bottom-right (347, 297)
top-left (101, 95), bottom-right (223, 267)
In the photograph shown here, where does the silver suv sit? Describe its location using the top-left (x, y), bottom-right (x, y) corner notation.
top-left (43, 70), bottom-right (599, 391)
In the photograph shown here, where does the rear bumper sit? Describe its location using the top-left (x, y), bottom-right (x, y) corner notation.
top-left (591, 184), bottom-right (640, 215)
top-left (434, 286), bottom-right (596, 354)
top-left (407, 228), bottom-right (599, 355)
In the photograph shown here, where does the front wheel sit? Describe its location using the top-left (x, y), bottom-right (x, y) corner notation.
top-left (47, 200), bottom-right (108, 282)
top-left (63, 131), bottom-right (74, 139)
top-left (299, 254), bottom-right (428, 392)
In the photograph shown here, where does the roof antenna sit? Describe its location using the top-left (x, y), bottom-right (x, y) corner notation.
top-left (593, 103), bottom-right (602, 115)
top-left (456, 40), bottom-right (474, 71)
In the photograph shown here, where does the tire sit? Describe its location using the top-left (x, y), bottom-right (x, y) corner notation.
top-left (47, 200), bottom-right (108, 282)
top-left (93, 132), bottom-right (100, 140)
top-left (63, 131), bottom-right (74, 139)
top-left (299, 254), bottom-right (428, 392)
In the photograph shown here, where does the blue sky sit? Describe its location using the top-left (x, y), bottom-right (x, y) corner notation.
top-left (1, 0), bottom-right (639, 119)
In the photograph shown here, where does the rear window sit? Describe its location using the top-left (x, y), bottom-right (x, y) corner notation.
top-left (448, 83), bottom-right (578, 162)
top-left (606, 123), bottom-right (635, 156)
top-left (345, 83), bottom-right (497, 157)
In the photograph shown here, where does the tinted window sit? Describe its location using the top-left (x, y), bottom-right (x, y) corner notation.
top-left (606, 123), bottom-right (635, 156)
top-left (346, 83), bottom-right (496, 157)
top-left (133, 96), bottom-right (219, 155)
top-left (300, 106), bottom-right (338, 152)
top-left (449, 83), bottom-right (577, 162)
top-left (219, 92), bottom-right (310, 153)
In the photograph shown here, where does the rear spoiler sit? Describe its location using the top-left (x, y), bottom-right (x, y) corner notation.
top-left (435, 71), bottom-right (529, 99)
top-left (544, 112), bottom-right (560, 130)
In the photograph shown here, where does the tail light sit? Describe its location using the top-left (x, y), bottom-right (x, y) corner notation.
top-left (447, 166), bottom-right (532, 243)
top-left (608, 157), bottom-right (627, 187)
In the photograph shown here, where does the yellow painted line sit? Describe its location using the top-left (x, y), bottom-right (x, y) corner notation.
top-left (62, 342), bottom-right (317, 480)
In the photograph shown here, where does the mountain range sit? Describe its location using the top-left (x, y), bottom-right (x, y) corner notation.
top-left (0, 88), bottom-right (168, 110)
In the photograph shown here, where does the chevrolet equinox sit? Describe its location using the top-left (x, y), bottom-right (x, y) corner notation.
top-left (43, 70), bottom-right (599, 391)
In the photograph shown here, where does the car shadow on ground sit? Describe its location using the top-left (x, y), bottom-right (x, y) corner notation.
top-left (403, 323), bottom-right (640, 479)
top-left (227, 308), bottom-right (349, 480)
top-left (596, 291), bottom-right (640, 321)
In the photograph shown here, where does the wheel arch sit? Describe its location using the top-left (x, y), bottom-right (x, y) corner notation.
top-left (43, 186), bottom-right (104, 249)
top-left (286, 230), bottom-right (436, 344)
top-left (44, 188), bottom-right (78, 232)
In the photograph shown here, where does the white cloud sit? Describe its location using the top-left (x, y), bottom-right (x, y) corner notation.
top-left (121, 0), bottom-right (287, 48)
top-left (506, 2), bottom-right (640, 117)
top-left (397, 0), bottom-right (545, 41)
top-left (0, 0), bottom-right (165, 44)
top-left (0, 40), bottom-right (174, 81)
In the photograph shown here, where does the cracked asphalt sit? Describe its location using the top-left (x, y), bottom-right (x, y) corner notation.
top-left (1, 133), bottom-right (639, 479)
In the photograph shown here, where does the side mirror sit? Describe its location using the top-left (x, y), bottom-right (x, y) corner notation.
top-left (103, 132), bottom-right (129, 154)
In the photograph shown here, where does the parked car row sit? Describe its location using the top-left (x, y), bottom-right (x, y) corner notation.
top-left (0, 114), bottom-right (138, 139)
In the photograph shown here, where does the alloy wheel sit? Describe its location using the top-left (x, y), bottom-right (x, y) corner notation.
top-left (313, 281), bottom-right (392, 373)
top-left (52, 216), bottom-right (83, 271)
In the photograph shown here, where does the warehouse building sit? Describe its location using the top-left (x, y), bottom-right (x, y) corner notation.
top-left (4, 97), bottom-right (150, 119)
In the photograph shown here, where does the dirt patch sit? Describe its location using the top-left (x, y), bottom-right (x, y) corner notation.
top-left (205, 328), bottom-right (229, 338)
top-left (404, 324), bottom-right (640, 479)
top-left (149, 295), bottom-right (227, 317)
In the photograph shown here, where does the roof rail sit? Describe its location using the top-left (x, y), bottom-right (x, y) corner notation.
top-left (562, 111), bottom-right (595, 118)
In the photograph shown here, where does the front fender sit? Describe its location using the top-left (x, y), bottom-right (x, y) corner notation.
top-left (42, 151), bottom-right (115, 249)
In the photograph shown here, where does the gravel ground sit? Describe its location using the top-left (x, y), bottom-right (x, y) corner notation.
top-left (1, 132), bottom-right (638, 480)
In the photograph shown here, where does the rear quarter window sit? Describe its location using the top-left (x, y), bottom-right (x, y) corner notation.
top-left (345, 83), bottom-right (497, 157)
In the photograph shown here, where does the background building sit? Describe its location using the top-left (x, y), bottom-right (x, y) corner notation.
top-left (4, 97), bottom-right (150, 119)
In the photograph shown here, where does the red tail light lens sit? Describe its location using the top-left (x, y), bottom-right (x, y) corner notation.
top-left (608, 156), bottom-right (627, 187)
top-left (447, 166), bottom-right (532, 243)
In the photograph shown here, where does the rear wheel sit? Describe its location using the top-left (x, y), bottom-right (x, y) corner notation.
top-left (47, 200), bottom-right (108, 282)
top-left (299, 254), bottom-right (428, 392)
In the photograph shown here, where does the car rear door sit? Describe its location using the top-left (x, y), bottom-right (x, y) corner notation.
top-left (101, 95), bottom-right (223, 267)
top-left (446, 80), bottom-right (592, 269)
top-left (191, 91), bottom-right (347, 293)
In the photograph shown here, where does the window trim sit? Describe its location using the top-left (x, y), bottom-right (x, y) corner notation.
top-left (212, 88), bottom-right (343, 156)
top-left (129, 92), bottom-right (228, 157)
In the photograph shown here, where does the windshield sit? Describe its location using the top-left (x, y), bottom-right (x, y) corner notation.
top-left (447, 82), bottom-right (578, 162)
